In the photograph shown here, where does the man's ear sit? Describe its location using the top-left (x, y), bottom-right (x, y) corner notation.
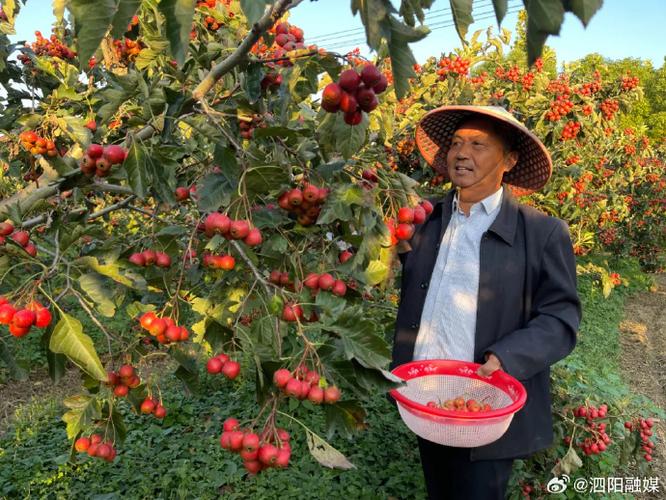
top-left (504, 151), bottom-right (518, 172)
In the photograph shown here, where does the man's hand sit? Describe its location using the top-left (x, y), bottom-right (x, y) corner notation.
top-left (477, 352), bottom-right (502, 377)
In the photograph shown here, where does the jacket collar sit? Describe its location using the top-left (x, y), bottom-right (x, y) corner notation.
top-left (433, 185), bottom-right (518, 246)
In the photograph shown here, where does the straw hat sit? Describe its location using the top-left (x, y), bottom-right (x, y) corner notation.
top-left (415, 105), bottom-right (552, 196)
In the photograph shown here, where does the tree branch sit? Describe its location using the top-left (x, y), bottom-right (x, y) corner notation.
top-left (192, 0), bottom-right (305, 101)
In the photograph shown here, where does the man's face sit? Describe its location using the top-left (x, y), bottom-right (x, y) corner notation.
top-left (446, 118), bottom-right (518, 198)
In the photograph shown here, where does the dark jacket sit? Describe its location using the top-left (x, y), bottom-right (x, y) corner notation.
top-left (391, 187), bottom-right (581, 461)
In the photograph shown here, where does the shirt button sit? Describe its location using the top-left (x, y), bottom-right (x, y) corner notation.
top-left (420, 282), bottom-right (428, 289)
top-left (410, 323), bottom-right (419, 329)
top-left (435, 244), bottom-right (440, 249)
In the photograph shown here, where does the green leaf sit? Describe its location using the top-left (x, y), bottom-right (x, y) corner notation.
top-left (244, 165), bottom-right (290, 199)
top-left (491, 0), bottom-right (508, 26)
top-left (242, 63), bottom-right (263, 104)
top-left (67, 0), bottom-right (118, 67)
top-left (159, 0), bottom-right (196, 66)
top-left (79, 273), bottom-right (116, 317)
top-left (56, 116), bottom-right (92, 146)
top-left (0, 341), bottom-right (28, 380)
top-left (324, 400), bottom-right (368, 439)
top-left (317, 112), bottom-right (370, 160)
top-left (62, 395), bottom-right (102, 439)
top-left (567, 0), bottom-right (603, 27)
top-left (49, 314), bottom-right (108, 381)
top-left (527, 0), bottom-right (565, 34)
top-left (124, 141), bottom-right (151, 199)
top-left (169, 345), bottom-right (199, 374)
top-left (53, 0), bottom-right (67, 23)
top-left (196, 173), bottom-right (235, 212)
top-left (305, 428), bottom-right (356, 470)
top-left (77, 256), bottom-right (145, 289)
top-left (386, 17), bottom-right (429, 99)
top-left (239, 0), bottom-right (272, 25)
top-left (111, 0), bottom-right (141, 38)
top-left (365, 259), bottom-right (389, 285)
top-left (449, 0), bottom-right (473, 41)
top-left (351, 0), bottom-right (393, 49)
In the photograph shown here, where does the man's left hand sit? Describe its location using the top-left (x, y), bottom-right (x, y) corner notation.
top-left (477, 353), bottom-right (502, 377)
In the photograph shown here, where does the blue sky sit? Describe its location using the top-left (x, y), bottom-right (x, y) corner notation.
top-left (9, 0), bottom-right (666, 68)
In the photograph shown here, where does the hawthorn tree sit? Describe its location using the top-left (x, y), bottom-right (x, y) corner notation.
top-left (0, 0), bottom-right (629, 477)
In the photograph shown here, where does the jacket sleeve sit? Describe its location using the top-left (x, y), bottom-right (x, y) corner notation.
top-left (485, 220), bottom-right (581, 380)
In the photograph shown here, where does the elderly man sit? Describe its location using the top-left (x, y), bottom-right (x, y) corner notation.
top-left (391, 106), bottom-right (581, 499)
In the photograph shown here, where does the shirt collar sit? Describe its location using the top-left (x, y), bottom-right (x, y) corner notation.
top-left (452, 186), bottom-right (504, 216)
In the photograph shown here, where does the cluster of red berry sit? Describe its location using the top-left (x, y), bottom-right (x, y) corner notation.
top-left (303, 272), bottom-right (347, 297)
top-left (0, 298), bottom-right (52, 337)
top-left (267, 269), bottom-right (296, 290)
top-left (19, 130), bottom-right (58, 157)
top-left (17, 31), bottom-right (76, 64)
top-left (112, 37), bottom-right (144, 63)
top-left (339, 249), bottom-right (353, 264)
top-left (565, 155), bottom-right (580, 165)
top-left (205, 352), bottom-right (241, 379)
top-left (600, 98), bottom-right (620, 120)
top-left (202, 212), bottom-right (262, 246)
top-left (273, 22), bottom-right (305, 53)
top-left (260, 71), bottom-right (283, 92)
top-left (385, 200), bottom-right (434, 244)
top-left (470, 71), bottom-right (488, 85)
top-left (139, 312), bottom-right (190, 344)
top-left (436, 55), bottom-right (471, 78)
top-left (74, 434), bottom-right (117, 462)
top-left (128, 249), bottom-right (172, 268)
top-left (139, 396), bottom-right (167, 419)
top-left (219, 418), bottom-right (292, 474)
top-left (426, 396), bottom-right (493, 413)
top-left (582, 104), bottom-right (593, 116)
top-left (197, 0), bottom-right (231, 8)
top-left (624, 417), bottom-right (656, 462)
top-left (521, 72), bottom-right (535, 91)
top-left (238, 114), bottom-right (267, 139)
top-left (0, 223), bottom-right (37, 257)
top-left (202, 253), bottom-right (235, 270)
top-left (80, 144), bottom-right (127, 177)
top-left (570, 404), bottom-right (612, 455)
top-left (321, 64), bottom-right (388, 125)
top-left (621, 74), bottom-right (640, 91)
top-left (560, 121), bottom-right (581, 141)
top-left (273, 367), bottom-right (341, 404)
top-left (546, 76), bottom-right (571, 95)
top-left (545, 95), bottom-right (574, 121)
top-left (624, 144), bottom-right (637, 156)
top-left (576, 79), bottom-right (602, 97)
top-left (106, 364), bottom-right (141, 397)
top-left (277, 184), bottom-right (329, 226)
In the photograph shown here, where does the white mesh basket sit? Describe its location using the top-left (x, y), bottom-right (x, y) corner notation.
top-left (389, 360), bottom-right (527, 447)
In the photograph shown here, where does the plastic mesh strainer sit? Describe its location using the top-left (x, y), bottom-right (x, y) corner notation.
top-left (389, 360), bottom-right (527, 447)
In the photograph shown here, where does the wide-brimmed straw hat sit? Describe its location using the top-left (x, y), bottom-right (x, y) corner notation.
top-left (415, 105), bottom-right (552, 196)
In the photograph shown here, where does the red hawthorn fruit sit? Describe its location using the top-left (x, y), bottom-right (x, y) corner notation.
top-left (228, 431), bottom-right (244, 451)
top-left (318, 273), bottom-right (335, 291)
top-left (94, 157), bottom-right (112, 175)
top-left (258, 444), bottom-right (279, 466)
top-left (153, 405), bottom-right (167, 419)
top-left (204, 212), bottom-right (231, 236)
top-left (397, 207), bottom-right (414, 224)
top-left (324, 386), bottom-right (341, 403)
top-left (113, 384), bottom-right (129, 397)
top-left (80, 155), bottom-right (96, 174)
top-left (12, 309), bottom-right (36, 328)
top-left (289, 25), bottom-right (304, 41)
top-left (178, 326), bottom-right (189, 341)
top-left (317, 187), bottom-right (329, 202)
top-left (273, 368), bottom-right (292, 388)
top-left (338, 69), bottom-right (361, 92)
top-left (219, 255), bottom-right (235, 270)
top-left (165, 325), bottom-right (181, 342)
top-left (0, 222), bottom-right (14, 236)
top-left (119, 365), bottom-right (135, 379)
top-left (85, 120), bottom-right (97, 132)
top-left (9, 323), bottom-right (30, 337)
top-left (305, 370), bottom-right (320, 385)
top-left (140, 398), bottom-right (156, 414)
top-left (360, 64), bottom-right (382, 88)
top-left (155, 252), bottom-right (171, 268)
top-left (35, 308), bottom-right (52, 328)
top-left (11, 231), bottom-right (30, 247)
top-left (339, 92), bottom-right (358, 114)
top-left (243, 228), bottom-right (262, 247)
top-left (142, 249), bottom-right (157, 265)
top-left (175, 187), bottom-right (190, 201)
top-left (103, 145), bottom-right (127, 164)
top-left (275, 22), bottom-right (290, 35)
top-left (129, 252), bottom-right (146, 266)
top-left (303, 273), bottom-right (320, 289)
top-left (331, 279), bottom-right (347, 297)
top-left (395, 223), bottom-right (415, 240)
top-left (288, 188), bottom-right (303, 206)
top-left (344, 110), bottom-right (363, 126)
top-left (358, 91), bottom-right (379, 113)
top-left (269, 270), bottom-right (282, 284)
top-left (282, 304), bottom-right (302, 322)
top-left (207, 357), bottom-right (224, 374)
top-left (24, 243), bottom-right (37, 257)
top-left (240, 448), bottom-right (259, 461)
top-left (229, 219), bottom-right (250, 239)
top-left (75, 437), bottom-right (91, 452)
top-left (0, 304), bottom-right (16, 325)
top-left (87, 443), bottom-right (99, 457)
top-left (86, 144), bottom-right (104, 159)
top-left (302, 184), bottom-right (320, 202)
top-left (242, 433), bottom-right (260, 453)
top-left (244, 460), bottom-right (263, 474)
top-left (339, 250), bottom-right (353, 263)
top-left (372, 73), bottom-right (388, 94)
top-left (223, 417), bottom-right (240, 432)
top-left (96, 443), bottom-right (112, 459)
top-left (285, 377), bottom-right (302, 397)
top-left (322, 82), bottom-right (342, 108)
top-left (222, 360), bottom-right (241, 379)
top-left (277, 429), bottom-right (290, 442)
top-left (413, 206), bottom-right (426, 224)
top-left (362, 169), bottom-right (378, 183)
top-left (139, 311), bottom-right (157, 330)
top-left (275, 33), bottom-right (290, 47)
top-left (356, 86), bottom-right (376, 108)
top-left (307, 385), bottom-right (324, 404)
top-left (90, 434), bottom-right (103, 445)
top-left (275, 448), bottom-right (291, 468)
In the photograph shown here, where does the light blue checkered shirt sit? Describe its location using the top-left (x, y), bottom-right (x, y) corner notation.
top-left (412, 187), bottom-right (503, 362)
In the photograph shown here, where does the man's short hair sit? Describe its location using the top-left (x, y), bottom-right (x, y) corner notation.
top-left (457, 115), bottom-right (518, 153)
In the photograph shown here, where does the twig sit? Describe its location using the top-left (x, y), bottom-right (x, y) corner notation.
top-left (229, 240), bottom-right (271, 295)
